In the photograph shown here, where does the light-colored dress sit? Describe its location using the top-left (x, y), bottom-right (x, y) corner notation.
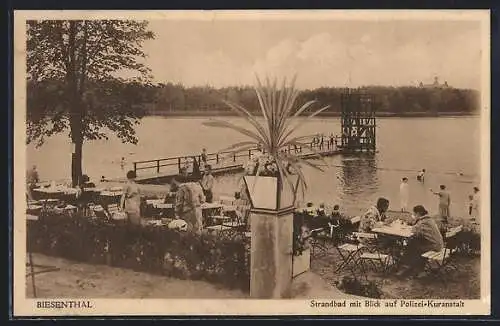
top-left (471, 192), bottom-right (480, 220)
top-left (399, 182), bottom-right (409, 211)
top-left (123, 181), bottom-right (141, 225)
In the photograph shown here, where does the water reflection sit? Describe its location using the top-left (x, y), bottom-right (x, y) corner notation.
top-left (337, 153), bottom-right (379, 200)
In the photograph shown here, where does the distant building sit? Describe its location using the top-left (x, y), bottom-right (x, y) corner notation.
top-left (419, 76), bottom-right (449, 89)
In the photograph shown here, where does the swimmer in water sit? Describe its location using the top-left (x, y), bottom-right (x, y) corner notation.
top-left (416, 169), bottom-right (425, 182)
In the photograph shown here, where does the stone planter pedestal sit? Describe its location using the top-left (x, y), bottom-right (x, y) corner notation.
top-left (243, 175), bottom-right (297, 299)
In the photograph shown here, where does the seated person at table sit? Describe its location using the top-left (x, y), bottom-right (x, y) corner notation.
top-left (26, 165), bottom-right (40, 200)
top-left (397, 205), bottom-right (444, 277)
top-left (311, 204), bottom-right (329, 230)
top-left (359, 197), bottom-right (390, 233)
top-left (328, 205), bottom-right (352, 241)
top-left (80, 174), bottom-right (96, 188)
top-left (75, 174), bottom-right (96, 205)
top-left (330, 205), bottom-right (349, 226)
top-left (317, 203), bottom-right (326, 215)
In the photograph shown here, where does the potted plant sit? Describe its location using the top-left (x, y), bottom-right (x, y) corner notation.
top-left (203, 76), bottom-right (329, 298)
top-left (204, 76), bottom-right (330, 209)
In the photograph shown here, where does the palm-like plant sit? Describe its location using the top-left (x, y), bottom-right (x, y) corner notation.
top-left (203, 76), bottom-right (330, 205)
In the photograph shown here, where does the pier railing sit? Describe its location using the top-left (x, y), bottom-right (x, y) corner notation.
top-left (133, 135), bottom-right (342, 177)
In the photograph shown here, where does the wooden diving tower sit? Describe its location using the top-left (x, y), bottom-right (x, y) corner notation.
top-left (340, 88), bottom-right (376, 153)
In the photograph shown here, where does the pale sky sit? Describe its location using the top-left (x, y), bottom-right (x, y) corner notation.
top-left (141, 19), bottom-right (482, 90)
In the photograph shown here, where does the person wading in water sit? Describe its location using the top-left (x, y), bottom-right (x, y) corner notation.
top-left (430, 184), bottom-right (451, 231)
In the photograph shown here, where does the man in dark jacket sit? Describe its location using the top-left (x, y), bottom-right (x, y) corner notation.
top-left (397, 205), bottom-right (444, 277)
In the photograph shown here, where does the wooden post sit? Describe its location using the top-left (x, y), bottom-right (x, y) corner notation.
top-left (156, 160), bottom-right (160, 174)
top-left (234, 153), bottom-right (236, 162)
top-left (177, 157), bottom-right (181, 173)
top-left (216, 154), bottom-right (219, 164)
top-left (248, 149), bottom-right (251, 159)
top-left (133, 162), bottom-right (137, 174)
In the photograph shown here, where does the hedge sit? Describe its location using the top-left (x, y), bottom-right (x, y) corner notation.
top-left (27, 212), bottom-right (251, 292)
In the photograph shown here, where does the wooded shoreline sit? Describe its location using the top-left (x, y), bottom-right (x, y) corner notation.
top-left (142, 111), bottom-right (479, 118)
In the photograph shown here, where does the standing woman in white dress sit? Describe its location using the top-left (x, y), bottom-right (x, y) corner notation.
top-left (120, 170), bottom-right (142, 225)
top-left (399, 177), bottom-right (410, 213)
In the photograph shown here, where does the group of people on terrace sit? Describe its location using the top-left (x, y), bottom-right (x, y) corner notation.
top-left (297, 167), bottom-right (480, 279)
top-left (120, 162), bottom-right (218, 233)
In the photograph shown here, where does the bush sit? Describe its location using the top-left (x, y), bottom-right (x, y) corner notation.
top-left (337, 276), bottom-right (383, 298)
top-left (27, 213), bottom-right (250, 292)
top-left (456, 229), bottom-right (481, 255)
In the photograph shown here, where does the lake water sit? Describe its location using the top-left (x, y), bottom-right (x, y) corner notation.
top-left (27, 116), bottom-right (481, 217)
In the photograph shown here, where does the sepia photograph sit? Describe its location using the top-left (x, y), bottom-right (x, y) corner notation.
top-left (13, 10), bottom-right (490, 316)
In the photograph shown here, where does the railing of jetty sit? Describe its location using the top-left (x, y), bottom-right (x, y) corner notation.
top-left (132, 134), bottom-right (343, 177)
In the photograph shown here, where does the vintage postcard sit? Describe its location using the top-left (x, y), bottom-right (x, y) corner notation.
top-left (13, 10), bottom-right (490, 316)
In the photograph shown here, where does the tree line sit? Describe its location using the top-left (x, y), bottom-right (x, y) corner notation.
top-left (148, 83), bottom-right (480, 116)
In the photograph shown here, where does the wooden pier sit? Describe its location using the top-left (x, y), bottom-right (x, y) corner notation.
top-left (133, 136), bottom-right (343, 185)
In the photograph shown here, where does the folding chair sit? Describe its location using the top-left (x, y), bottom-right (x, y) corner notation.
top-left (421, 226), bottom-right (462, 282)
top-left (309, 227), bottom-right (331, 258)
top-left (222, 205), bottom-right (247, 232)
top-left (211, 213), bottom-right (232, 226)
top-left (106, 203), bottom-right (120, 217)
top-left (205, 224), bottom-right (234, 238)
top-left (334, 233), bottom-right (366, 279)
top-left (235, 203), bottom-right (251, 226)
top-left (353, 232), bottom-right (394, 274)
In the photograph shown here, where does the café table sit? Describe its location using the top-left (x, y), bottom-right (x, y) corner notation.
top-left (371, 222), bottom-right (414, 269)
top-left (33, 187), bottom-right (65, 200)
top-left (26, 214), bottom-right (39, 221)
top-left (146, 199), bottom-right (164, 206)
top-left (100, 190), bottom-right (123, 197)
top-left (99, 190), bottom-right (123, 206)
top-left (26, 204), bottom-right (43, 215)
top-left (34, 186), bottom-right (81, 202)
top-left (371, 224), bottom-right (414, 238)
top-left (151, 202), bottom-right (174, 218)
top-left (201, 202), bottom-right (223, 210)
top-left (34, 198), bottom-right (60, 210)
